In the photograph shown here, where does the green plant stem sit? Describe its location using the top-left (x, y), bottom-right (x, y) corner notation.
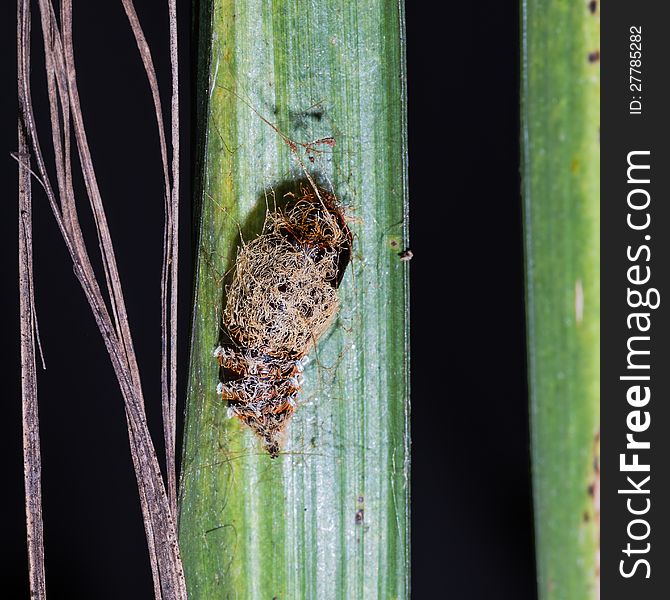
top-left (522, 1), bottom-right (600, 599)
top-left (179, 1), bottom-right (410, 598)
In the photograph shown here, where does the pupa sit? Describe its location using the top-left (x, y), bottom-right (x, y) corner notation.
top-left (214, 184), bottom-right (352, 456)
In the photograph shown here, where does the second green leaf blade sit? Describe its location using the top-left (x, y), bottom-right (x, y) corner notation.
top-left (522, 0), bottom-right (600, 598)
top-left (179, 1), bottom-right (410, 598)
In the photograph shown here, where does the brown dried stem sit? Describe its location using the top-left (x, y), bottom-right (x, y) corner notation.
top-left (17, 4), bottom-right (46, 596)
top-left (17, 1), bottom-right (186, 597)
top-left (168, 0), bottom-right (180, 522)
top-left (120, 0), bottom-right (180, 517)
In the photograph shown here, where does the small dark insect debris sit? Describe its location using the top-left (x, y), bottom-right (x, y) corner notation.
top-left (587, 483), bottom-right (595, 497)
top-left (355, 509), bottom-right (364, 525)
top-left (588, 50), bottom-right (600, 63)
top-left (358, 495), bottom-right (364, 503)
top-left (588, 0), bottom-right (597, 14)
top-left (304, 137), bottom-right (336, 165)
top-left (398, 248), bottom-right (413, 262)
top-left (390, 239), bottom-right (398, 248)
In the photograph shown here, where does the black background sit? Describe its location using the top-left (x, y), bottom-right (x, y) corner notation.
top-left (0, 1), bottom-right (535, 598)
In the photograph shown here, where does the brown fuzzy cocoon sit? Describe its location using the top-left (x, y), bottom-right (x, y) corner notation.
top-left (216, 186), bottom-right (351, 456)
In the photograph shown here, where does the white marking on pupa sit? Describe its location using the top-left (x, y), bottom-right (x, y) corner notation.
top-left (290, 373), bottom-right (305, 387)
top-left (575, 279), bottom-right (584, 324)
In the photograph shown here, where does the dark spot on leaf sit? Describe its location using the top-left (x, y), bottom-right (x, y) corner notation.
top-left (588, 50), bottom-right (600, 63)
top-left (588, 0), bottom-right (597, 14)
top-left (355, 509), bottom-right (364, 525)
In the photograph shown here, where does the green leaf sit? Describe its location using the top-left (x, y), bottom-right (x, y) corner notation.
top-left (178, 1), bottom-right (410, 598)
top-left (521, 1), bottom-right (600, 599)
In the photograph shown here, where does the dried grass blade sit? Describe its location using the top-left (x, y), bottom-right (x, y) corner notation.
top-left (18, 137), bottom-right (47, 600)
top-left (17, 6), bottom-right (46, 590)
top-left (60, 0), bottom-right (141, 389)
top-left (28, 23), bottom-right (164, 595)
top-left (167, 0), bottom-right (180, 522)
top-left (17, 5), bottom-right (46, 595)
top-left (120, 0), bottom-right (179, 516)
top-left (17, 1), bottom-right (187, 597)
